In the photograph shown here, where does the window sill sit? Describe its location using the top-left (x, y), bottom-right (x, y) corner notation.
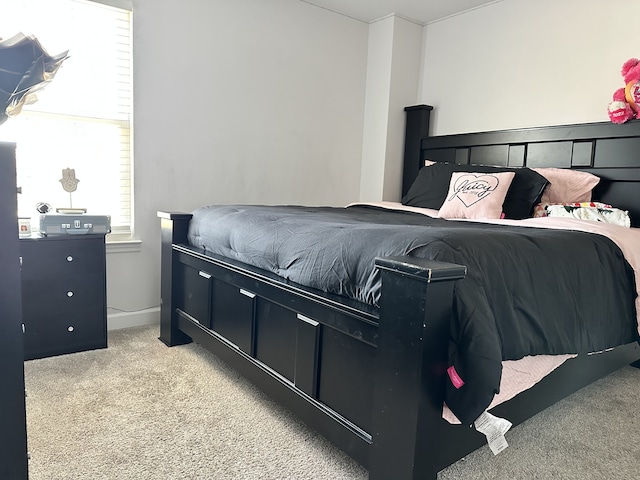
top-left (106, 239), bottom-right (141, 254)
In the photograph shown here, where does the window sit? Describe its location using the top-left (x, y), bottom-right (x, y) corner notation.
top-left (0, 0), bottom-right (133, 240)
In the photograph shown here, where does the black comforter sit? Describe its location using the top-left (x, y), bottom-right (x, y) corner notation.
top-left (188, 204), bottom-right (639, 424)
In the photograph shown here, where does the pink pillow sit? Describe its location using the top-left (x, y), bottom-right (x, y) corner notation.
top-left (532, 168), bottom-right (600, 204)
top-left (438, 171), bottom-right (515, 219)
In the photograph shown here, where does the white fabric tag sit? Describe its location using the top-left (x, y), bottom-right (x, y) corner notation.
top-left (473, 411), bottom-right (513, 455)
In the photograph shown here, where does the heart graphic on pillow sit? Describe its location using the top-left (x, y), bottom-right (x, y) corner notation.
top-left (448, 174), bottom-right (500, 207)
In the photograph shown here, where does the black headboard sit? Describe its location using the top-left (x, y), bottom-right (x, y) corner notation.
top-left (403, 105), bottom-right (640, 227)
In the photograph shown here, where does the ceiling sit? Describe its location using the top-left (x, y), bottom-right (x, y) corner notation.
top-left (301, 0), bottom-right (499, 24)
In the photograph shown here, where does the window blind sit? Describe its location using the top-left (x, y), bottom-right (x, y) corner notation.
top-left (0, 0), bottom-right (133, 239)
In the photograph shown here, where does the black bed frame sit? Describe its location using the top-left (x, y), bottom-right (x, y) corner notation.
top-left (158, 105), bottom-right (640, 479)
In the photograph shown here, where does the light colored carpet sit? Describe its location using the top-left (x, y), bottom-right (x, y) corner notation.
top-left (24, 325), bottom-right (640, 479)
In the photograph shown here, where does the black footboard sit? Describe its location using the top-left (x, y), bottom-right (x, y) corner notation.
top-left (158, 211), bottom-right (471, 479)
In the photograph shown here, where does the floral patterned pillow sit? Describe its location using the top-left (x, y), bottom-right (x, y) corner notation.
top-left (533, 202), bottom-right (631, 227)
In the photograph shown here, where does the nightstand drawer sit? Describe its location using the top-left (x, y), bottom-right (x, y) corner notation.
top-left (23, 307), bottom-right (106, 360)
top-left (21, 272), bottom-right (104, 314)
top-left (20, 236), bottom-right (103, 281)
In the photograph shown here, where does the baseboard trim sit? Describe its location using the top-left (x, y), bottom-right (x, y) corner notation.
top-left (107, 307), bottom-right (160, 330)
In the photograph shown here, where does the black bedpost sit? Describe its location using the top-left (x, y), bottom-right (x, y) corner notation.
top-left (369, 257), bottom-right (466, 480)
top-left (157, 211), bottom-right (193, 347)
top-left (402, 105), bottom-right (433, 197)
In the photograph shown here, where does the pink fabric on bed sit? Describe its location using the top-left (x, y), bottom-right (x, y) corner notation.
top-left (533, 167), bottom-right (600, 204)
top-left (437, 171), bottom-right (514, 219)
top-left (442, 354), bottom-right (576, 424)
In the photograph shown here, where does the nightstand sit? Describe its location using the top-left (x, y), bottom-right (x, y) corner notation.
top-left (20, 234), bottom-right (107, 360)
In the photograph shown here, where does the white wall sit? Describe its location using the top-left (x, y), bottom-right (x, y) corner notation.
top-left (106, 0), bottom-right (368, 328)
top-left (359, 17), bottom-right (394, 202)
top-left (359, 15), bottom-right (423, 202)
top-left (420, 0), bottom-right (639, 135)
top-left (108, 0), bottom-right (637, 329)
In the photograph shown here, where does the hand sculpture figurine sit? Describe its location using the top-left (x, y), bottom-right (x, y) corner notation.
top-left (59, 168), bottom-right (80, 193)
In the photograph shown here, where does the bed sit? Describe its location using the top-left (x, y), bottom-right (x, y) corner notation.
top-left (157, 105), bottom-right (640, 479)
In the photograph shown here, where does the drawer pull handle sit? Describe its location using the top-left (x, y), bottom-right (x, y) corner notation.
top-left (67, 291), bottom-right (74, 297)
top-left (239, 289), bottom-right (255, 298)
top-left (297, 313), bottom-right (319, 327)
top-left (67, 326), bottom-right (74, 332)
top-left (198, 271), bottom-right (212, 279)
top-left (67, 256), bottom-right (73, 262)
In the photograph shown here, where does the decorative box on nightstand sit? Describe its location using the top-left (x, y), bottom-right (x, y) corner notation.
top-left (20, 234), bottom-right (107, 361)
